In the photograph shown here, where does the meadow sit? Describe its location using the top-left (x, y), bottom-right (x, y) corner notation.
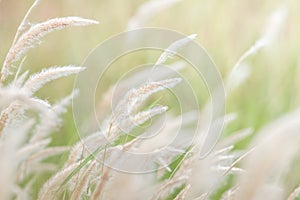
top-left (0, 0), bottom-right (300, 199)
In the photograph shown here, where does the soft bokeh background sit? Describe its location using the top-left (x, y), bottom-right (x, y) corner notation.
top-left (1, 0), bottom-right (300, 197)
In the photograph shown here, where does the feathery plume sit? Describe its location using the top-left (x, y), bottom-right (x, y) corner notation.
top-left (1, 17), bottom-right (97, 82)
top-left (0, 120), bottom-right (34, 200)
top-left (53, 89), bottom-right (79, 114)
top-left (11, 0), bottom-right (42, 46)
top-left (228, 6), bottom-right (287, 76)
top-left (236, 109), bottom-right (300, 199)
top-left (23, 66), bottom-right (85, 94)
top-left (17, 138), bottom-right (51, 161)
top-left (70, 160), bottom-right (98, 200)
top-left (13, 70), bottom-right (29, 88)
top-left (287, 186), bottom-right (300, 200)
top-left (0, 87), bottom-right (28, 108)
top-left (38, 162), bottom-right (81, 200)
top-left (155, 34), bottom-right (197, 66)
top-left (127, 0), bottom-right (182, 30)
top-left (27, 146), bottom-right (69, 162)
top-left (117, 78), bottom-right (181, 114)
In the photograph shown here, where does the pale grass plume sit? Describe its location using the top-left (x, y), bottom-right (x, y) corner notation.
top-left (153, 152), bottom-right (203, 199)
top-left (17, 138), bottom-right (52, 161)
top-left (261, 5), bottom-right (287, 46)
top-left (128, 61), bottom-right (186, 86)
top-left (38, 162), bottom-right (81, 200)
top-left (155, 34), bottom-right (197, 66)
top-left (102, 78), bottom-right (181, 141)
top-left (127, 0), bottom-right (182, 30)
top-left (225, 63), bottom-right (251, 93)
top-left (25, 97), bottom-right (51, 110)
top-left (102, 172), bottom-right (155, 200)
top-left (174, 184), bottom-right (191, 200)
top-left (28, 90), bottom-right (78, 142)
top-left (0, 97), bottom-right (51, 137)
top-left (118, 77), bottom-right (181, 114)
top-left (69, 160), bottom-right (98, 200)
top-left (11, 0), bottom-right (42, 46)
top-left (0, 1), bottom-right (99, 199)
top-left (95, 62), bottom-right (185, 124)
top-left (1, 17), bottom-right (98, 82)
top-left (185, 145), bottom-right (239, 198)
top-left (29, 93), bottom-right (75, 142)
top-left (0, 120), bottom-right (34, 200)
top-left (193, 112), bottom-right (237, 157)
top-left (13, 70), bottom-right (29, 88)
top-left (227, 5), bottom-right (287, 82)
top-left (194, 193), bottom-right (209, 200)
top-left (12, 56), bottom-right (27, 86)
top-left (12, 179), bottom-right (35, 200)
top-left (18, 145), bottom-right (69, 181)
top-left (213, 145), bottom-right (234, 155)
top-left (91, 167), bottom-right (110, 200)
top-left (30, 90), bottom-right (78, 142)
top-left (235, 109), bottom-right (300, 200)
top-left (24, 163), bottom-right (58, 175)
top-left (65, 131), bottom-right (106, 166)
top-left (56, 78), bottom-right (182, 199)
top-left (221, 147), bottom-right (254, 176)
top-left (4, 0), bottom-right (32, 90)
top-left (0, 110), bottom-right (9, 137)
top-left (52, 89), bottom-right (79, 114)
top-left (135, 112), bottom-right (197, 154)
top-left (0, 87), bottom-right (28, 108)
top-left (152, 175), bottom-right (189, 200)
top-left (221, 186), bottom-right (239, 200)
top-left (117, 105), bottom-right (168, 133)
top-left (23, 66), bottom-right (85, 94)
top-left (154, 113), bottom-right (243, 199)
top-left (27, 146), bottom-right (69, 163)
top-left (218, 128), bottom-right (253, 148)
top-left (287, 186), bottom-right (300, 200)
top-left (211, 165), bottom-right (244, 174)
top-left (90, 140), bottom-right (141, 200)
top-left (97, 61), bottom-right (186, 119)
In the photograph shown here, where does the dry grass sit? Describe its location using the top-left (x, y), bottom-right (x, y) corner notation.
top-left (0, 0), bottom-right (300, 200)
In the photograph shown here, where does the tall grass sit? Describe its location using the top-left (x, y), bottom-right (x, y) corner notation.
top-left (0, 0), bottom-right (300, 200)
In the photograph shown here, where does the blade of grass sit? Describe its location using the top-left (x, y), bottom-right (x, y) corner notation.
top-left (61, 146), bottom-right (102, 187)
